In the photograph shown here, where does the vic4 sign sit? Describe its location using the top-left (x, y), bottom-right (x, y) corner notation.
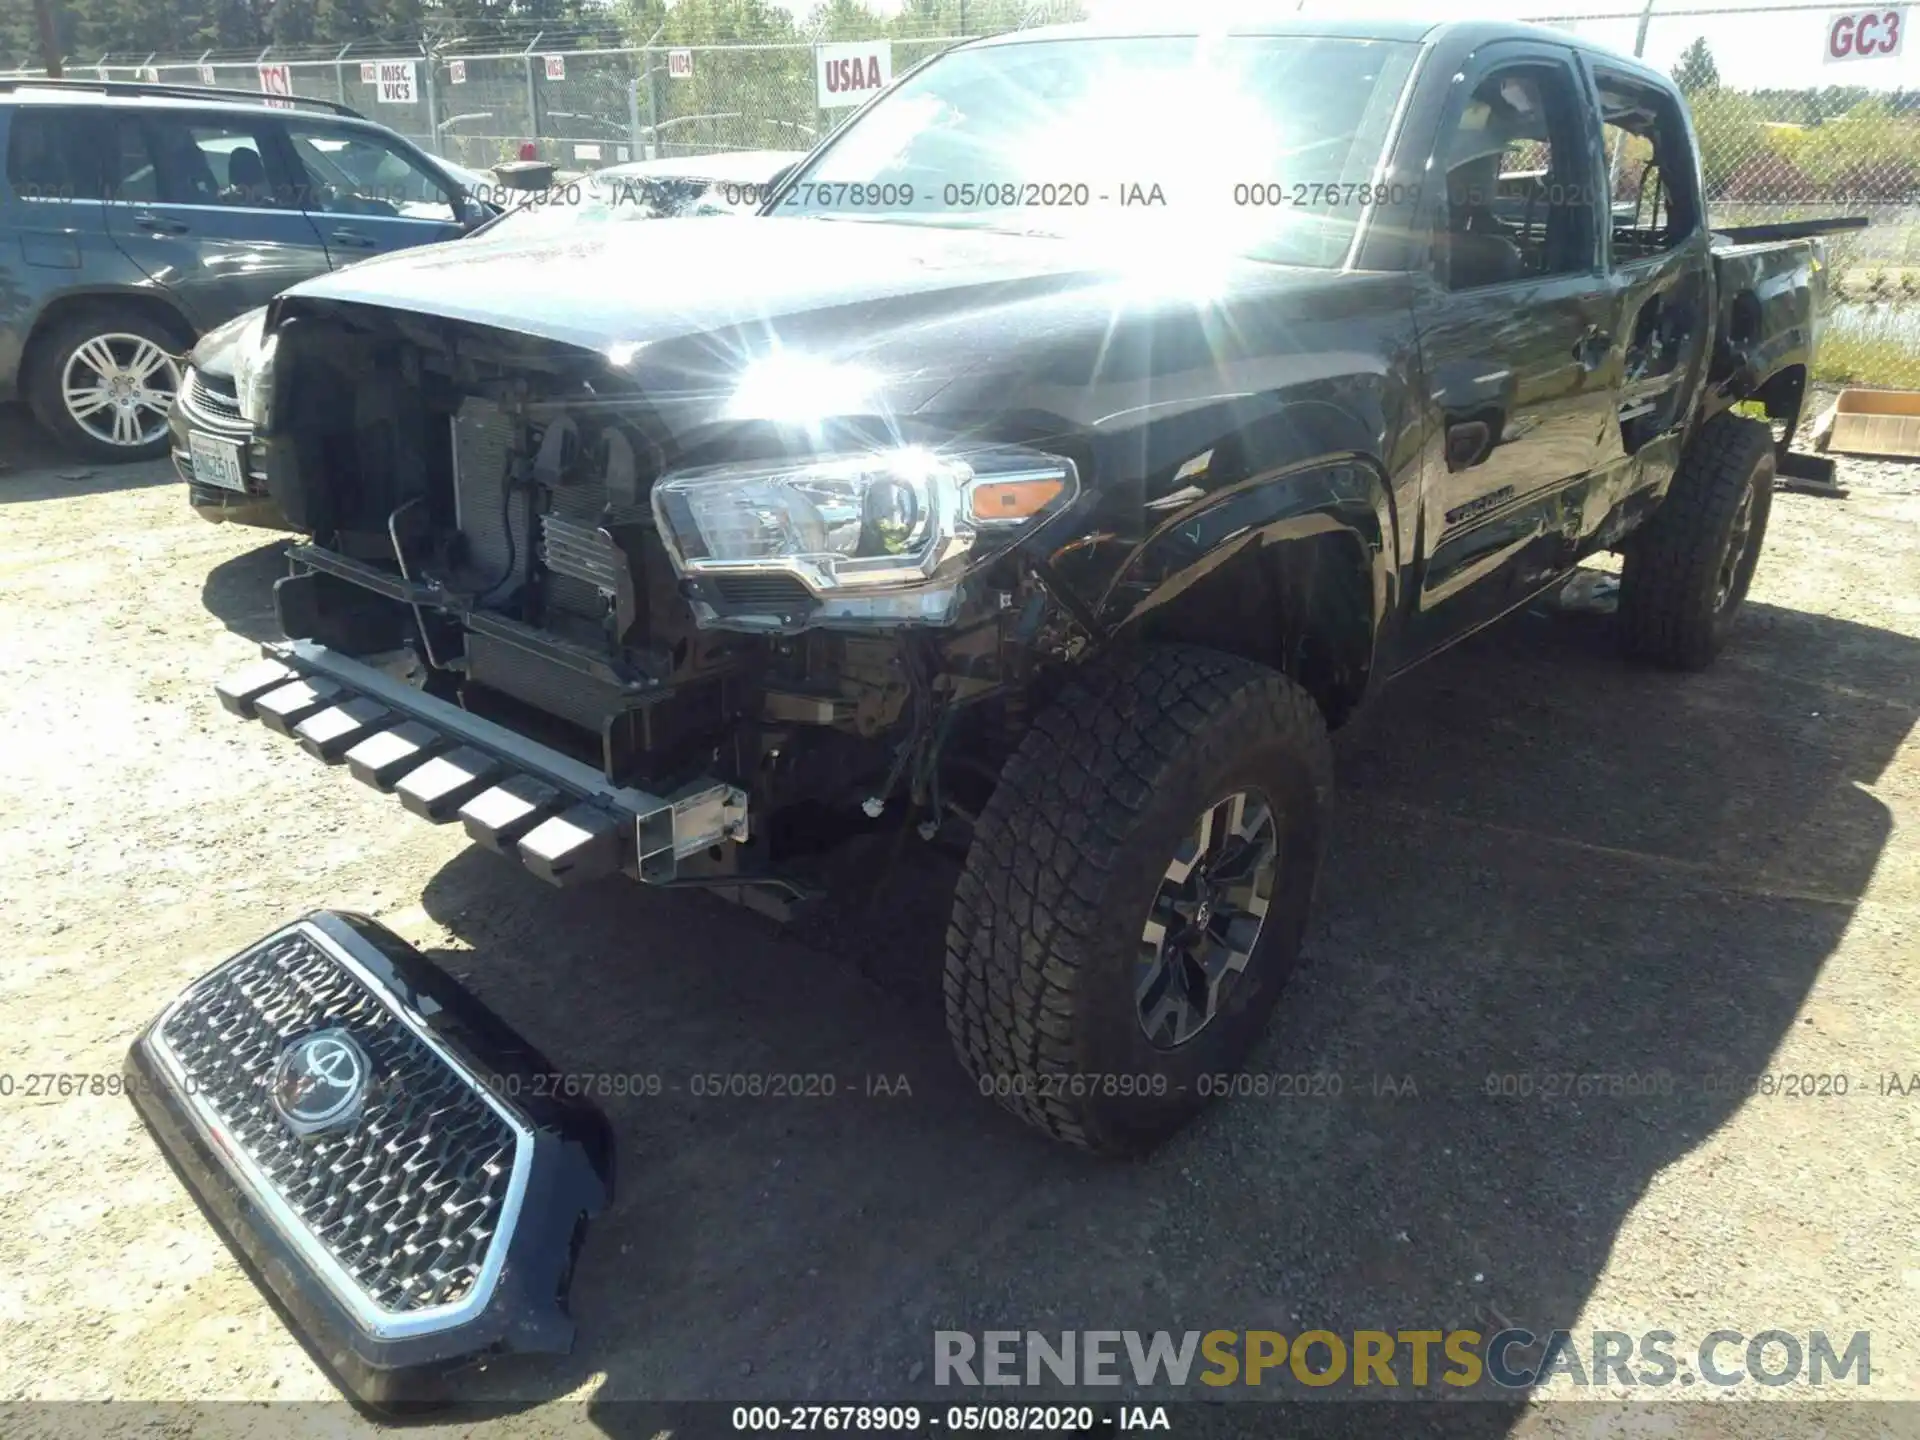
top-left (816, 40), bottom-right (893, 109)
top-left (1826, 8), bottom-right (1905, 60)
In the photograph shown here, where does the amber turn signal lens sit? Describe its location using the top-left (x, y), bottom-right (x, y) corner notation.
top-left (967, 477), bottom-right (1064, 522)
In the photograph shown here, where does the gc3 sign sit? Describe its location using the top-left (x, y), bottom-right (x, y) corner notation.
top-left (1826, 8), bottom-right (1905, 61)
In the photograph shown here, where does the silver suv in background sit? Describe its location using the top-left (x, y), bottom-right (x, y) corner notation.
top-left (176, 147), bottom-right (801, 527)
top-left (0, 79), bottom-right (491, 461)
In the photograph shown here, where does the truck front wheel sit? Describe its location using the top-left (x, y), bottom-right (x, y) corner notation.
top-left (943, 645), bottom-right (1333, 1154)
top-left (1617, 413), bottom-right (1776, 670)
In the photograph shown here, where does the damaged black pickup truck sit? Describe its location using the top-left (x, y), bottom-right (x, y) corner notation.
top-left (130, 13), bottom-right (1855, 1400)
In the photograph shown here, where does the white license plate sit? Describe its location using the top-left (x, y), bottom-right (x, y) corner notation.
top-left (189, 432), bottom-right (246, 492)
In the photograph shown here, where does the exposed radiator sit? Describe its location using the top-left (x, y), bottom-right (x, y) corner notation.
top-left (540, 514), bottom-right (620, 595)
top-left (450, 399), bottom-right (525, 591)
top-left (466, 631), bottom-right (621, 730)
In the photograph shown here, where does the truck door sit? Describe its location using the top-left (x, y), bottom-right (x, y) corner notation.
top-left (1587, 64), bottom-right (1713, 492)
top-left (1408, 44), bottom-right (1615, 651)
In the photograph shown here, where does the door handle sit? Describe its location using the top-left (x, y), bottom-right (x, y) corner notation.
top-left (1444, 418), bottom-right (1497, 472)
top-left (1572, 325), bottom-right (1612, 371)
top-left (131, 212), bottom-right (190, 235)
top-left (329, 229), bottom-right (379, 249)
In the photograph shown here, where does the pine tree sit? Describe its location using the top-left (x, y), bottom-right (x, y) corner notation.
top-left (1673, 37), bottom-right (1719, 97)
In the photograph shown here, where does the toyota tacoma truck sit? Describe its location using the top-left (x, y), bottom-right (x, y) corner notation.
top-left (131, 14), bottom-right (1852, 1398)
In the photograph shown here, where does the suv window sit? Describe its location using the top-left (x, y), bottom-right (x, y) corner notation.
top-left (6, 108), bottom-right (107, 200)
top-left (112, 114), bottom-right (290, 207)
top-left (1434, 64), bottom-right (1597, 290)
top-left (1597, 75), bottom-right (1700, 262)
top-left (283, 124), bottom-right (456, 222)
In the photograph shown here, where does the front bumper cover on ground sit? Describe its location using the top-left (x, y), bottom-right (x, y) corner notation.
top-left (124, 909), bottom-right (614, 1406)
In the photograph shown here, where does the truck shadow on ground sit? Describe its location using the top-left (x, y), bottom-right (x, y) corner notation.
top-left (201, 537), bottom-right (293, 643)
top-left (381, 595), bottom-right (1910, 1435)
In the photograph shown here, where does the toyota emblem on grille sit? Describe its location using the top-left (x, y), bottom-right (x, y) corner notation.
top-left (270, 1029), bottom-right (370, 1137)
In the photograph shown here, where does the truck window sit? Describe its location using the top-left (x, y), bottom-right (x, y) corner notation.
top-left (1434, 65), bottom-right (1597, 290)
top-left (1597, 76), bottom-right (1699, 262)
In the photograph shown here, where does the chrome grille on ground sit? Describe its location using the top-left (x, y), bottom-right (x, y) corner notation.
top-left (155, 927), bottom-right (521, 1314)
top-left (190, 370), bottom-right (244, 422)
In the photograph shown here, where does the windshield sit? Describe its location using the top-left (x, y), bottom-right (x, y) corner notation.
top-left (476, 173), bottom-right (756, 238)
top-left (776, 35), bottom-right (1420, 268)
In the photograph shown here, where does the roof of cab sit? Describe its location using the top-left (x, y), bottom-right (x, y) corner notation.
top-left (967, 13), bottom-right (1660, 78)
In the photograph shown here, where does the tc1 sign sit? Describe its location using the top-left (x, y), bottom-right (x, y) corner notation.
top-left (1826, 8), bottom-right (1905, 60)
top-left (816, 40), bottom-right (892, 109)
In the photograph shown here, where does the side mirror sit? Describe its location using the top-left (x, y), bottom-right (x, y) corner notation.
top-left (495, 159), bottom-right (557, 193)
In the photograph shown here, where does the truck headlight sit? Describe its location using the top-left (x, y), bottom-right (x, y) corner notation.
top-left (234, 331), bottom-right (277, 428)
top-left (651, 446), bottom-right (1077, 627)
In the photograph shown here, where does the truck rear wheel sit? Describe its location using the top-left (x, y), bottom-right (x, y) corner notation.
top-left (944, 645), bottom-right (1333, 1155)
top-left (1617, 413), bottom-right (1775, 670)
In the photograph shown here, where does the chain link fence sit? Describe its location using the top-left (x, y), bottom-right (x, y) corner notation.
top-left (13, 39), bottom-right (973, 172)
top-left (10, 6), bottom-right (1918, 384)
top-left (1525, 2), bottom-right (1920, 385)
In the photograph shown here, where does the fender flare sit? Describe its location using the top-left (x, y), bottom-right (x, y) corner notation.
top-left (1098, 446), bottom-right (1398, 648)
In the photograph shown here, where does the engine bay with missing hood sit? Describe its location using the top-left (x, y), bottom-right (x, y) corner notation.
top-left (255, 302), bottom-right (1090, 890)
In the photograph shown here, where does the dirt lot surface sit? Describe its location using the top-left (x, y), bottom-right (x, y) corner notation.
top-left (2, 403), bottom-right (1918, 1439)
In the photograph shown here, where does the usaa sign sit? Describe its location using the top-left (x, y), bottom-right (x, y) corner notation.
top-left (817, 40), bottom-right (893, 109)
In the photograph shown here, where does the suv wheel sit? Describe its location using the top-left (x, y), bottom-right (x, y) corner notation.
top-left (1617, 413), bottom-right (1776, 670)
top-left (28, 310), bottom-right (185, 462)
top-left (944, 645), bottom-right (1333, 1155)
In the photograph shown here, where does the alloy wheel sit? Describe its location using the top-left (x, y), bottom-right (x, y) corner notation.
top-left (1135, 789), bottom-right (1280, 1050)
top-left (1714, 477), bottom-right (1759, 612)
top-left (61, 333), bottom-right (181, 450)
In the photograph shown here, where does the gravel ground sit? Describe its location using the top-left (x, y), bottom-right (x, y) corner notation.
top-left (2, 404), bottom-right (1918, 1439)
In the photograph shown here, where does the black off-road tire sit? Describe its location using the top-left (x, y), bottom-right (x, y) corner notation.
top-left (944, 644), bottom-right (1334, 1155)
top-left (1617, 413), bottom-right (1776, 670)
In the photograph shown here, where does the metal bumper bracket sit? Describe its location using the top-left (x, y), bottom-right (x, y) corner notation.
top-left (219, 639), bottom-right (749, 889)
